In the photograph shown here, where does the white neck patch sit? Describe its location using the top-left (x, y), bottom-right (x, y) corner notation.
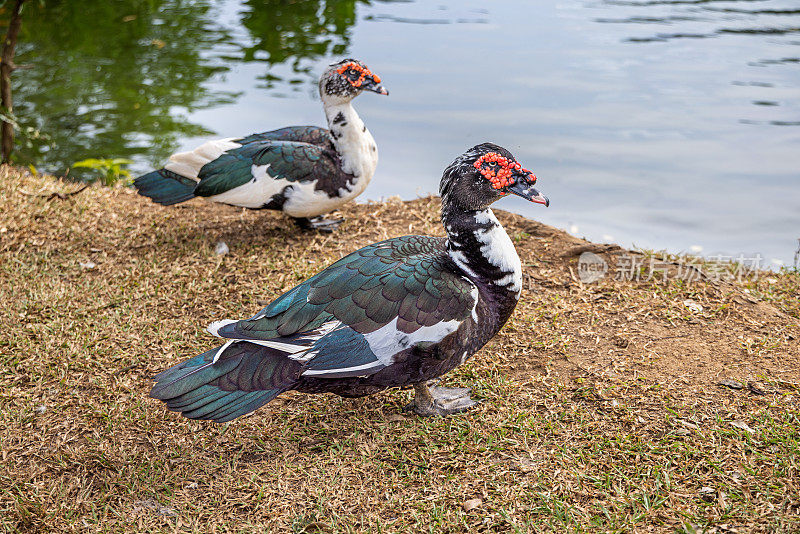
top-left (473, 209), bottom-right (523, 294)
top-left (324, 102), bottom-right (378, 183)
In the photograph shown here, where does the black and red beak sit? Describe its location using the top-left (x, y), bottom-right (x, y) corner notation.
top-left (361, 77), bottom-right (389, 95)
top-left (507, 173), bottom-right (549, 206)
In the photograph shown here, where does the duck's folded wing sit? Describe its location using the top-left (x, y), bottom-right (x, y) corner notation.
top-left (209, 236), bottom-right (479, 378)
top-left (236, 126), bottom-right (334, 149)
top-left (193, 140), bottom-right (340, 198)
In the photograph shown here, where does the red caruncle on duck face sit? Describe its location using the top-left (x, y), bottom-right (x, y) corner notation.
top-left (337, 62), bottom-right (381, 88)
top-left (473, 152), bottom-right (536, 193)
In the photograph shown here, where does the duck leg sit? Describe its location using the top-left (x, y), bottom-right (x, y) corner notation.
top-left (405, 380), bottom-right (479, 416)
top-left (294, 215), bottom-right (344, 232)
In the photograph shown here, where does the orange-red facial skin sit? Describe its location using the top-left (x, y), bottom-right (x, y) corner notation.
top-left (336, 62), bottom-right (381, 88)
top-left (473, 152), bottom-right (535, 193)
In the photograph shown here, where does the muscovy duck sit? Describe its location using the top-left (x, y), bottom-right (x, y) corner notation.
top-left (150, 143), bottom-right (549, 421)
top-left (133, 58), bottom-right (388, 231)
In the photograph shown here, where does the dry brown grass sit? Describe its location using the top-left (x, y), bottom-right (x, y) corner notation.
top-left (1, 166), bottom-right (798, 533)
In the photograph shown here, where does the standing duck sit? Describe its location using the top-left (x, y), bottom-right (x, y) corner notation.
top-left (150, 143), bottom-right (549, 421)
top-left (133, 59), bottom-right (388, 230)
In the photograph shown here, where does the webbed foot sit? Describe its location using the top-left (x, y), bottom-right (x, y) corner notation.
top-left (404, 381), bottom-right (479, 417)
top-left (294, 216), bottom-right (344, 232)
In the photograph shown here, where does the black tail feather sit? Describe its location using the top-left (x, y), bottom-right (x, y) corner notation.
top-left (150, 343), bottom-right (303, 423)
top-left (134, 168), bottom-right (197, 206)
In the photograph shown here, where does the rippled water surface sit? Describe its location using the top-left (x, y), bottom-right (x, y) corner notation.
top-left (12, 0), bottom-right (800, 265)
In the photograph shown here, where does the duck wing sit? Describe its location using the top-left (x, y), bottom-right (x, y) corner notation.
top-left (236, 126), bottom-right (335, 151)
top-left (209, 235), bottom-right (479, 378)
top-left (192, 139), bottom-right (343, 205)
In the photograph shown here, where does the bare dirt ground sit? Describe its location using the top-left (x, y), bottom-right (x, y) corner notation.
top-left (1, 166), bottom-right (798, 532)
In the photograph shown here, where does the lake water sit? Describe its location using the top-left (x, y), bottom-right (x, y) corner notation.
top-left (13, 0), bottom-right (800, 266)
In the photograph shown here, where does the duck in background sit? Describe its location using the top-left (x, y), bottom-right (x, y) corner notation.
top-left (150, 143), bottom-right (549, 421)
top-left (134, 59), bottom-right (388, 231)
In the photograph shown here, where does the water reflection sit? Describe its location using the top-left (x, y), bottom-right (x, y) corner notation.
top-left (9, 0), bottom-right (371, 173)
top-left (750, 57), bottom-right (800, 65)
top-left (13, 0), bottom-right (236, 172)
top-left (364, 14), bottom-right (488, 24)
top-left (625, 33), bottom-right (712, 41)
top-left (237, 0), bottom-right (367, 90)
top-left (593, 0), bottom-right (800, 122)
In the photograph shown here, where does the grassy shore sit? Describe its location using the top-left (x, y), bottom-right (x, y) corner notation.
top-left (1, 166), bottom-right (798, 533)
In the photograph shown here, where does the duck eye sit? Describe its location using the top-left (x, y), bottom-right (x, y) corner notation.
top-left (488, 162), bottom-right (498, 168)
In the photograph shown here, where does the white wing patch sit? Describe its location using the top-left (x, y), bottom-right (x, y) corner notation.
top-left (204, 162), bottom-right (369, 217)
top-left (206, 164), bottom-right (291, 209)
top-left (207, 319), bottom-right (343, 364)
top-left (362, 317), bottom-right (461, 365)
top-left (282, 180), bottom-right (366, 218)
top-left (207, 319), bottom-right (238, 337)
top-left (164, 138), bottom-right (241, 179)
top-left (300, 361), bottom-right (385, 377)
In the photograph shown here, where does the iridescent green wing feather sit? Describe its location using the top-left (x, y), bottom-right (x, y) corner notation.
top-left (236, 126), bottom-right (335, 150)
top-left (216, 236), bottom-right (477, 341)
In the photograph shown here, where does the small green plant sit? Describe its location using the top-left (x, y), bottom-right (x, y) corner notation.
top-left (71, 158), bottom-right (134, 186)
